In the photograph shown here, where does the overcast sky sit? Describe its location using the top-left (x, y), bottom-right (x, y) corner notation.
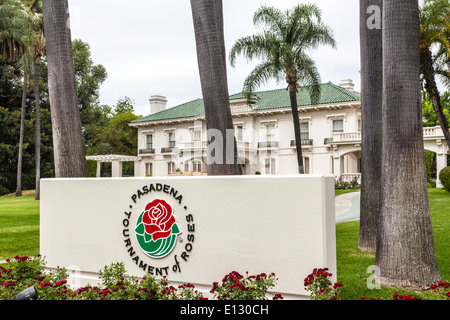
top-left (69, 0), bottom-right (361, 116)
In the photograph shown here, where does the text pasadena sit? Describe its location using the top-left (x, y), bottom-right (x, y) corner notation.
top-left (131, 183), bottom-right (183, 204)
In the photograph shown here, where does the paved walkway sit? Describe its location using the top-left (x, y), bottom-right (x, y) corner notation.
top-left (335, 191), bottom-right (360, 223)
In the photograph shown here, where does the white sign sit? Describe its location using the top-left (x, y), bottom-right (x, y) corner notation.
top-left (40, 175), bottom-right (336, 299)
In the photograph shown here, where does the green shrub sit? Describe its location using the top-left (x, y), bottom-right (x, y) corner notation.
top-left (0, 185), bottom-right (10, 196)
top-left (439, 166), bottom-right (450, 192)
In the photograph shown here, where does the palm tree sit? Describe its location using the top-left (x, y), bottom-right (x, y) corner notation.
top-left (434, 43), bottom-right (450, 90)
top-left (190, 0), bottom-right (242, 175)
top-left (229, 4), bottom-right (336, 174)
top-left (24, 0), bottom-right (45, 200)
top-left (419, 0), bottom-right (450, 150)
top-left (0, 0), bottom-right (34, 197)
top-left (0, 0), bottom-right (27, 61)
top-left (42, 0), bottom-right (87, 177)
top-left (376, 0), bottom-right (440, 290)
top-left (359, 0), bottom-right (383, 253)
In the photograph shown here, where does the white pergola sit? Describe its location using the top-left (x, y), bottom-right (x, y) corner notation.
top-left (86, 155), bottom-right (141, 177)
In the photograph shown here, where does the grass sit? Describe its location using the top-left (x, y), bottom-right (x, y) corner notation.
top-left (0, 188), bottom-right (448, 300)
top-left (336, 188), bottom-right (450, 300)
top-left (0, 192), bottom-right (39, 260)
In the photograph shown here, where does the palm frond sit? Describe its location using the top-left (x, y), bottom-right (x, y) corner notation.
top-left (229, 32), bottom-right (279, 67)
top-left (243, 61), bottom-right (282, 104)
top-left (253, 5), bottom-right (286, 39)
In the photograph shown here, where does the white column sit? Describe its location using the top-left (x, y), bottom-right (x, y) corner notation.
top-left (333, 146), bottom-right (341, 178)
top-left (111, 161), bottom-right (122, 177)
top-left (96, 161), bottom-right (101, 178)
top-left (134, 161), bottom-right (140, 177)
top-left (436, 151), bottom-right (448, 189)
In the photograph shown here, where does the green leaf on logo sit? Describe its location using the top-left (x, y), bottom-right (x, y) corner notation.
top-left (144, 231), bottom-right (153, 243)
top-left (172, 223), bottom-right (181, 235)
top-left (135, 222), bottom-right (145, 236)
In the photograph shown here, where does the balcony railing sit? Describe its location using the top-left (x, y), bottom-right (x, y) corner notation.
top-left (181, 140), bottom-right (251, 151)
top-left (423, 126), bottom-right (444, 138)
top-left (333, 132), bottom-right (361, 142)
top-left (290, 139), bottom-right (313, 147)
top-left (161, 147), bottom-right (175, 153)
top-left (230, 105), bottom-right (253, 114)
top-left (324, 132), bottom-right (361, 145)
top-left (182, 141), bottom-right (207, 149)
top-left (258, 141), bottom-right (279, 149)
top-left (325, 126), bottom-right (444, 145)
top-left (139, 148), bottom-right (155, 155)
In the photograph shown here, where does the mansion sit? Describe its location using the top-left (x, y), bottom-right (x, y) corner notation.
top-left (88, 80), bottom-right (448, 187)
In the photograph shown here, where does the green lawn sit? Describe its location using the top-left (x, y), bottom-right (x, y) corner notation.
top-left (336, 188), bottom-right (449, 299)
top-left (0, 192), bottom-right (39, 260)
top-left (0, 188), bottom-right (448, 300)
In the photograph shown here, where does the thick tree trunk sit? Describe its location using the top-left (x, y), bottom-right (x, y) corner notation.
top-left (42, 0), bottom-right (87, 178)
top-left (190, 0), bottom-right (242, 176)
top-left (376, 0), bottom-right (440, 290)
top-left (288, 83), bottom-right (304, 174)
top-left (420, 47), bottom-right (450, 152)
top-left (34, 57), bottom-right (41, 200)
top-left (15, 72), bottom-right (27, 197)
top-left (358, 0), bottom-right (383, 252)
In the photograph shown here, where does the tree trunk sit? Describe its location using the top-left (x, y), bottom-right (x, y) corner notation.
top-left (288, 83), bottom-right (304, 174)
top-left (15, 72), bottom-right (27, 197)
top-left (34, 56), bottom-right (41, 200)
top-left (190, 0), bottom-right (242, 176)
top-left (376, 0), bottom-right (440, 290)
top-left (42, 0), bottom-right (87, 178)
top-left (420, 46), bottom-right (450, 152)
top-left (358, 0), bottom-right (383, 252)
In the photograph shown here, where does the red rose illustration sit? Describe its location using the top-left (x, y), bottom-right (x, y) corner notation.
top-left (142, 199), bottom-right (176, 241)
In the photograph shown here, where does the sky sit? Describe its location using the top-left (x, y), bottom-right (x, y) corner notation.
top-left (68, 0), bottom-right (361, 117)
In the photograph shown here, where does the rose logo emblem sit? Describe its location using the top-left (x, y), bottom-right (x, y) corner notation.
top-left (135, 199), bottom-right (181, 258)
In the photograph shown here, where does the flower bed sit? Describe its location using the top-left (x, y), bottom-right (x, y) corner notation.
top-left (0, 255), bottom-right (283, 300)
top-left (304, 267), bottom-right (450, 300)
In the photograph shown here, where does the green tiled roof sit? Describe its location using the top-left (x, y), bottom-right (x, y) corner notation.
top-left (132, 82), bottom-right (360, 123)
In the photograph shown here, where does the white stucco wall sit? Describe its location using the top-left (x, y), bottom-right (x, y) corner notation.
top-left (40, 175), bottom-right (336, 300)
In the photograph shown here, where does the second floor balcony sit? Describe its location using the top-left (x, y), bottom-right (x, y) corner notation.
top-left (324, 126), bottom-right (445, 146)
top-left (257, 141), bottom-right (279, 149)
top-left (139, 148), bottom-right (155, 155)
top-left (179, 140), bottom-right (252, 152)
top-left (161, 147), bottom-right (176, 154)
top-left (290, 139), bottom-right (313, 147)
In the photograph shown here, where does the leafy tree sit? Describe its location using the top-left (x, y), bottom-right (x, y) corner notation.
top-left (419, 0), bottom-right (450, 151)
top-left (423, 91), bottom-right (450, 127)
top-left (229, 4), bottom-right (336, 174)
top-left (72, 39), bottom-right (107, 118)
top-left (87, 98), bottom-right (141, 177)
top-left (113, 96), bottom-right (135, 115)
top-left (71, 39), bottom-right (109, 154)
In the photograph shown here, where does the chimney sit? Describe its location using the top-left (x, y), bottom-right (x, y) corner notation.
top-left (338, 79), bottom-right (355, 91)
top-left (149, 95), bottom-right (167, 114)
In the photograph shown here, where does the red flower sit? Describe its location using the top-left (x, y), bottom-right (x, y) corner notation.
top-left (142, 199), bottom-right (176, 241)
